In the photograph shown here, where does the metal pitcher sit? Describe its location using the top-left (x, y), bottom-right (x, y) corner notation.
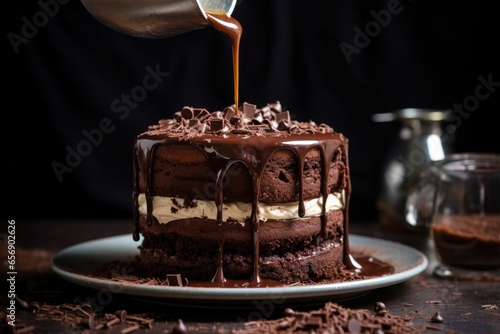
top-left (81, 0), bottom-right (238, 38)
top-left (373, 108), bottom-right (455, 231)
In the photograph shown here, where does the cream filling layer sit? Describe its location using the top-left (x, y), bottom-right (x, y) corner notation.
top-left (137, 192), bottom-right (344, 225)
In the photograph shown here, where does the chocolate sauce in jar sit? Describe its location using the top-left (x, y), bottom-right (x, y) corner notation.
top-left (431, 214), bottom-right (500, 269)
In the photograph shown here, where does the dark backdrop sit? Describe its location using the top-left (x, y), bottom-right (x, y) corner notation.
top-left (5, 0), bottom-right (499, 222)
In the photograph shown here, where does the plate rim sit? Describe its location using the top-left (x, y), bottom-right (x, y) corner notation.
top-left (51, 234), bottom-right (428, 302)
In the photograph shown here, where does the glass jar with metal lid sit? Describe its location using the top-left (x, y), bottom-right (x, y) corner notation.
top-left (373, 108), bottom-right (455, 231)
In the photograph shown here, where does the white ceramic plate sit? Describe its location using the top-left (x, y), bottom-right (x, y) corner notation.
top-left (51, 234), bottom-right (427, 307)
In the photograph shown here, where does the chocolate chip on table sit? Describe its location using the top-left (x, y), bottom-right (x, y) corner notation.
top-left (374, 301), bottom-right (387, 315)
top-left (283, 308), bottom-right (295, 317)
top-left (29, 301), bottom-right (41, 313)
top-left (172, 319), bottom-right (188, 334)
top-left (431, 311), bottom-right (444, 323)
top-left (115, 309), bottom-right (128, 322)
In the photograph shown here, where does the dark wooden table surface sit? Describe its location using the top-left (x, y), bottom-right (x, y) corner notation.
top-left (2, 220), bottom-right (499, 333)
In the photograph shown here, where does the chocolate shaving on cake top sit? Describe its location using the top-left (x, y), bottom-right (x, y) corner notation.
top-left (145, 101), bottom-right (334, 139)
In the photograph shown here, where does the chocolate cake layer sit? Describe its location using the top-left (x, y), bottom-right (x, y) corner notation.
top-left (137, 210), bottom-right (345, 283)
top-left (136, 145), bottom-right (348, 203)
top-left (139, 210), bottom-right (344, 254)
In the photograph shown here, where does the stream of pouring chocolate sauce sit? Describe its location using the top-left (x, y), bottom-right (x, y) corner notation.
top-left (206, 11), bottom-right (241, 113)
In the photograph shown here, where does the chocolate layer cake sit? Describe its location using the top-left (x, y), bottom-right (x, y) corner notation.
top-left (132, 101), bottom-right (355, 285)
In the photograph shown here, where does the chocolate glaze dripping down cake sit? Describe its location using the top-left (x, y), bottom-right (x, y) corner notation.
top-left (132, 101), bottom-right (354, 285)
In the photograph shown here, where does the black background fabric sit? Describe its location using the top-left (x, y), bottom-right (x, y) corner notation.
top-left (5, 0), bottom-right (499, 221)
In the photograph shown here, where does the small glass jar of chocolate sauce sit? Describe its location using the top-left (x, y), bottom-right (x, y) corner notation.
top-left (405, 153), bottom-right (500, 278)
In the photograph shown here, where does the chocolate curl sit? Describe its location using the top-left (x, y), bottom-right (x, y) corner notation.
top-left (115, 309), bottom-right (128, 322)
top-left (242, 102), bottom-right (257, 118)
top-left (193, 108), bottom-right (209, 118)
top-left (269, 101), bottom-right (282, 113)
top-left (166, 274), bottom-right (183, 286)
top-left (173, 111), bottom-right (183, 122)
top-left (223, 106), bottom-right (236, 120)
top-left (277, 120), bottom-right (291, 131)
top-left (181, 106), bottom-right (194, 119)
top-left (275, 110), bottom-right (291, 123)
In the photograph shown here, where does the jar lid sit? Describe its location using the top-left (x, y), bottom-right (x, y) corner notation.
top-left (372, 108), bottom-right (451, 122)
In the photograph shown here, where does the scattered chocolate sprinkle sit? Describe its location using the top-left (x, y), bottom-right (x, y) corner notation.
top-left (76, 305), bottom-right (92, 318)
top-left (11, 325), bottom-right (36, 334)
top-left (121, 323), bottom-right (140, 334)
top-left (426, 300), bottom-right (444, 305)
top-left (12, 299), bottom-right (156, 333)
top-left (232, 302), bottom-right (420, 334)
top-left (106, 316), bottom-right (121, 328)
top-left (78, 315), bottom-right (95, 329)
top-left (430, 312), bottom-right (444, 323)
top-left (424, 324), bottom-right (443, 331)
top-left (347, 318), bottom-right (362, 333)
top-left (481, 304), bottom-right (499, 310)
top-left (145, 101), bottom-right (336, 141)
